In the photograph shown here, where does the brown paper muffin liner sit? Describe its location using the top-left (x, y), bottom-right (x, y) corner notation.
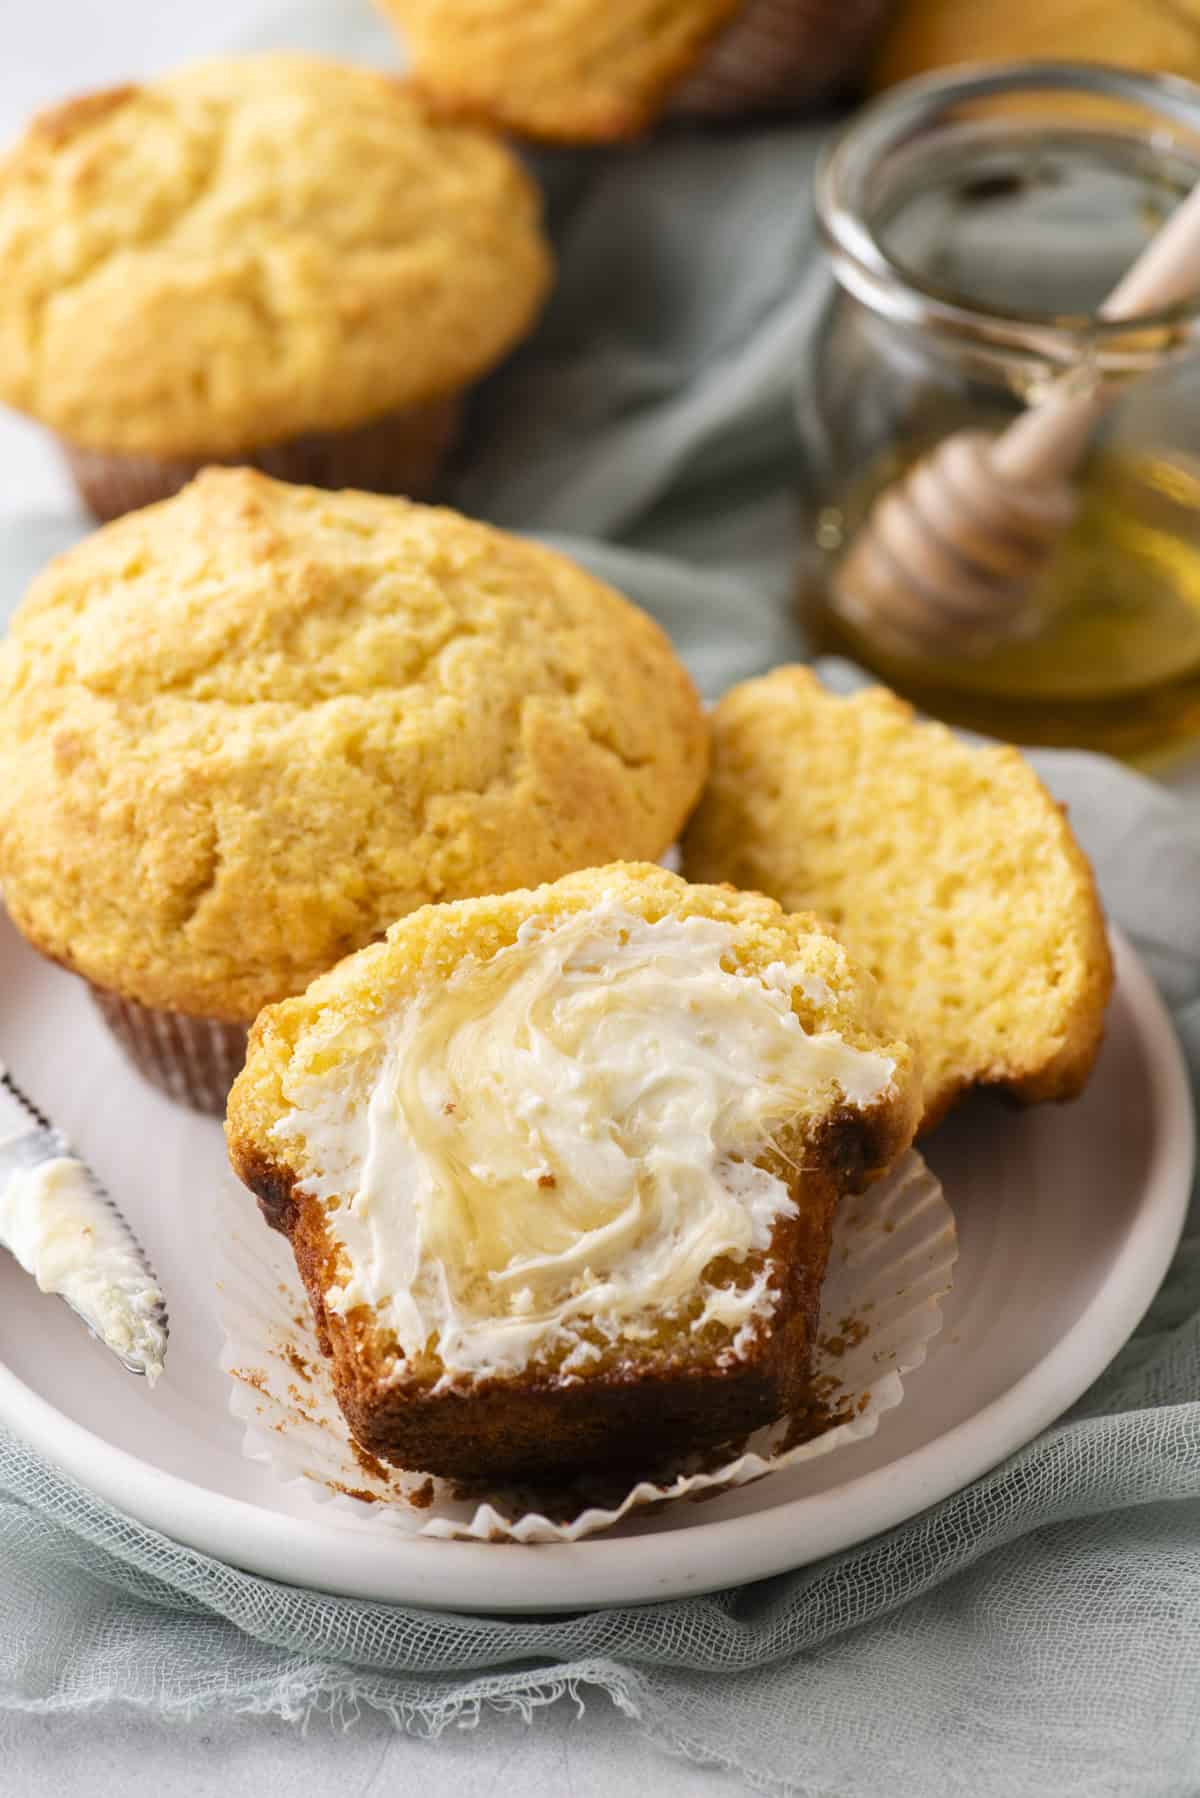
top-left (88, 985), bottom-right (248, 1116)
top-left (61, 391), bottom-right (464, 523)
top-left (672, 0), bottom-right (892, 118)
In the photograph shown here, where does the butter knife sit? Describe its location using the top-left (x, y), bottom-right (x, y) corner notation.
top-left (0, 1067), bottom-right (168, 1382)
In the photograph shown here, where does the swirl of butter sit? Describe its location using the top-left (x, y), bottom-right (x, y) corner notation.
top-left (282, 904), bottom-right (895, 1379)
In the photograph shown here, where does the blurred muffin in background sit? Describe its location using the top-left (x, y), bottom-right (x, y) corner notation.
top-left (0, 54), bottom-right (553, 520)
top-left (377, 0), bottom-right (894, 143)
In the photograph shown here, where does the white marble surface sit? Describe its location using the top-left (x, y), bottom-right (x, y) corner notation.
top-left (0, 4), bottom-right (746, 1791)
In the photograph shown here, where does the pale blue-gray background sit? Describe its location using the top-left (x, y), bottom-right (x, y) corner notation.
top-left (4, 5), bottom-right (1200, 1796)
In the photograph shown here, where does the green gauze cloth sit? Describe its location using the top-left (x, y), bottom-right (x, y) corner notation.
top-left (2, 108), bottom-right (1200, 1798)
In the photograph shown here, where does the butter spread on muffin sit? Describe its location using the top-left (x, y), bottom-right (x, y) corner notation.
top-left (0, 54), bottom-right (553, 515)
top-left (0, 473), bottom-right (708, 1112)
top-left (227, 864), bottom-right (920, 1482)
top-left (683, 667), bottom-right (1113, 1129)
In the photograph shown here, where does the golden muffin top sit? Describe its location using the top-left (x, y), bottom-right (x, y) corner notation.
top-left (0, 471), bottom-right (708, 1021)
top-left (0, 54), bottom-right (553, 455)
top-left (377, 0), bottom-right (744, 141)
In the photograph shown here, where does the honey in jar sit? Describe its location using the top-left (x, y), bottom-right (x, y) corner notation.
top-left (803, 61), bottom-right (1200, 763)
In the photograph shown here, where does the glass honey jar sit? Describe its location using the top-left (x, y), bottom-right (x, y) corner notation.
top-left (800, 61), bottom-right (1200, 762)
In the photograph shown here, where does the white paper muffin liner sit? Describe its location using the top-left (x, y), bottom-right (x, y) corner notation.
top-left (217, 1149), bottom-right (956, 1543)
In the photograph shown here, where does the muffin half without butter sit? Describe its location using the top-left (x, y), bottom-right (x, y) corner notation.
top-left (683, 668), bottom-right (1112, 1129)
top-left (0, 471), bottom-right (708, 1114)
top-left (0, 54), bottom-right (552, 520)
top-left (227, 864), bottom-right (920, 1484)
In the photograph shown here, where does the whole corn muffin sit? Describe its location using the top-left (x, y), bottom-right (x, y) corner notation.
top-left (377, 0), bottom-right (893, 142)
top-left (227, 862), bottom-right (921, 1483)
top-left (0, 54), bottom-right (553, 518)
top-left (683, 667), bottom-right (1113, 1129)
top-left (0, 471), bottom-right (708, 1111)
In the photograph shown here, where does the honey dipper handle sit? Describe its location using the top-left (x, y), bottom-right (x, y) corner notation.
top-left (990, 177), bottom-right (1200, 488)
top-left (1100, 177), bottom-right (1200, 320)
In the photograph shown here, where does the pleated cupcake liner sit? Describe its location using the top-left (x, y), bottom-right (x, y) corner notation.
top-left (218, 1147), bottom-right (957, 1543)
top-left (88, 985), bottom-right (248, 1116)
top-left (60, 391), bottom-right (463, 522)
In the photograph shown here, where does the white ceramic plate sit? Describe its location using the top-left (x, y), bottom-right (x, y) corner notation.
top-left (0, 914), bottom-right (1191, 1613)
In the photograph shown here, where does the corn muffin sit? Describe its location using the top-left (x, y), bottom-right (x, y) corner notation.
top-left (0, 54), bottom-right (552, 519)
top-left (0, 472), bottom-right (708, 1112)
top-left (226, 863), bottom-right (921, 1484)
top-left (683, 668), bottom-right (1112, 1129)
top-left (378, 0), bottom-right (892, 142)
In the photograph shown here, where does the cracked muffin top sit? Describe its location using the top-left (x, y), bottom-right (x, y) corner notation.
top-left (0, 470), bottom-right (709, 1021)
top-left (0, 54), bottom-right (552, 456)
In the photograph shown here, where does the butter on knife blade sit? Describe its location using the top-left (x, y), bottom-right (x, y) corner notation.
top-left (0, 1066), bottom-right (168, 1382)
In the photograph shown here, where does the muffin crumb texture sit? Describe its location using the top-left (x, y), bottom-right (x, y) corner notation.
top-left (0, 54), bottom-right (552, 454)
top-left (0, 471), bottom-right (708, 1021)
top-left (683, 667), bottom-right (1113, 1127)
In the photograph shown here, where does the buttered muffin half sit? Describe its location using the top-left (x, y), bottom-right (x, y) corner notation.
top-left (683, 668), bottom-right (1113, 1130)
top-left (226, 864), bottom-right (921, 1484)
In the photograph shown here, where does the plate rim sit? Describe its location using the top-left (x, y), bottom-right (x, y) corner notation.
top-left (0, 926), bottom-right (1192, 1613)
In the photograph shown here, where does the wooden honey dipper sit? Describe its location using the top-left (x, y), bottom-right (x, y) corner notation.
top-left (832, 177), bottom-right (1200, 658)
